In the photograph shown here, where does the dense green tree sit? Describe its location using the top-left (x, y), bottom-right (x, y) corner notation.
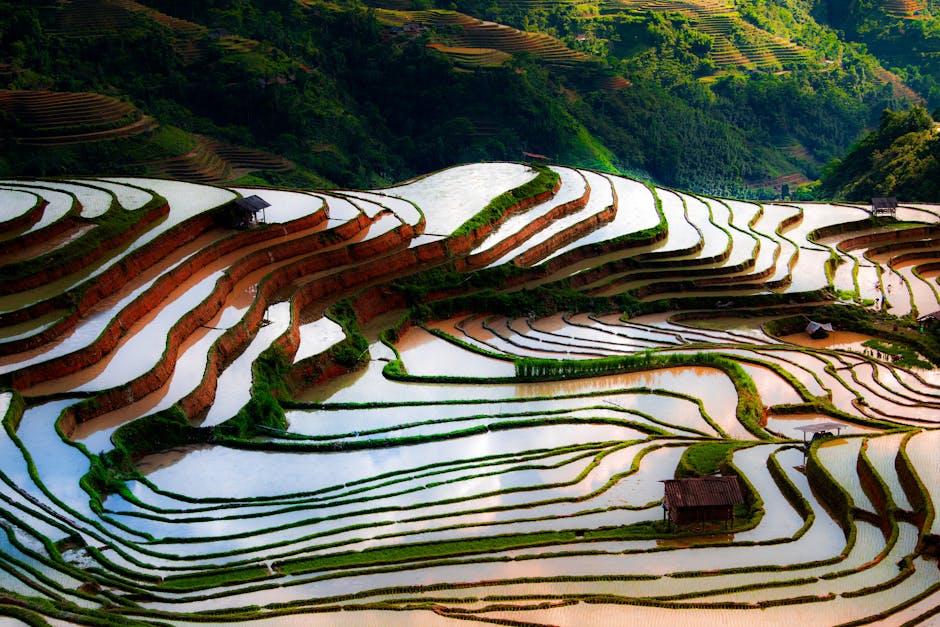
top-left (818, 105), bottom-right (940, 199)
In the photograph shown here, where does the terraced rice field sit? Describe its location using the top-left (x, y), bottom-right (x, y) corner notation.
top-left (378, 9), bottom-right (596, 70)
top-left (2, 165), bottom-right (940, 625)
top-left (601, 0), bottom-right (815, 71)
top-left (0, 90), bottom-right (157, 146)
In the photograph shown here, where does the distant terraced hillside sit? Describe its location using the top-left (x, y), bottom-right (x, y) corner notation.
top-left (379, 9), bottom-right (599, 68)
top-left (0, 89), bottom-right (156, 146)
top-left (383, 0), bottom-right (817, 73)
top-left (48, 0), bottom-right (208, 64)
top-left (603, 0), bottom-right (815, 71)
top-left (0, 88), bottom-right (294, 183)
top-left (2, 164), bottom-right (940, 624)
top-left (883, 0), bottom-right (929, 19)
top-left (377, 8), bottom-right (632, 92)
top-left (136, 135), bottom-right (294, 183)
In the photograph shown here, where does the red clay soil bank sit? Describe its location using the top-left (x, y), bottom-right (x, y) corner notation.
top-left (178, 220), bottom-right (420, 422)
top-left (0, 204), bottom-right (204, 329)
top-left (778, 207), bottom-right (804, 233)
top-left (908, 260), bottom-right (940, 276)
top-left (838, 226), bottom-right (940, 252)
top-left (869, 237), bottom-right (940, 259)
top-left (174, 214), bottom-right (402, 420)
top-left (282, 232), bottom-right (501, 391)
top-left (442, 182), bottom-right (560, 259)
top-left (0, 203), bottom-right (80, 258)
top-left (63, 213), bottom-right (376, 427)
top-left (285, 285), bottom-right (410, 391)
top-left (8, 208), bottom-right (334, 390)
top-left (512, 200), bottom-right (616, 268)
top-left (42, 179), bottom-right (561, 422)
top-left (349, 284), bottom-right (409, 324)
top-left (855, 449), bottom-right (893, 536)
top-left (344, 180), bottom-right (569, 304)
top-left (0, 197), bottom-right (46, 236)
top-left (0, 208), bottom-right (211, 354)
top-left (456, 178), bottom-right (589, 270)
top-left (2, 203), bottom-right (331, 356)
top-left (869, 245), bottom-right (940, 267)
top-left (885, 250), bottom-right (940, 269)
top-left (0, 200), bottom-right (166, 296)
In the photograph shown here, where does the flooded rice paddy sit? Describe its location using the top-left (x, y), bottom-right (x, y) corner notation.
top-left (1, 169), bottom-right (940, 624)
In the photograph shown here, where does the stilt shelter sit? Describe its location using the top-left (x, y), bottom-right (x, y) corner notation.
top-left (871, 197), bottom-right (898, 217)
top-left (662, 476), bottom-right (744, 530)
top-left (220, 195), bottom-right (270, 228)
top-left (795, 422), bottom-right (846, 444)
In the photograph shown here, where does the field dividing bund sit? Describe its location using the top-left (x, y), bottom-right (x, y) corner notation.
top-left (1, 165), bottom-right (940, 623)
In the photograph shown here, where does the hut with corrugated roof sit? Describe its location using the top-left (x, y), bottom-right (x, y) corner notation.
top-left (806, 320), bottom-right (834, 339)
top-left (871, 196), bottom-right (898, 217)
top-left (662, 476), bottom-right (744, 530)
top-left (219, 195), bottom-right (270, 229)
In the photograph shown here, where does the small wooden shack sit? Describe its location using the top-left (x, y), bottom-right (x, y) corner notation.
top-left (806, 320), bottom-right (834, 339)
top-left (220, 195), bottom-right (270, 228)
top-left (917, 310), bottom-right (940, 329)
top-left (871, 197), bottom-right (898, 218)
top-left (662, 476), bottom-right (744, 530)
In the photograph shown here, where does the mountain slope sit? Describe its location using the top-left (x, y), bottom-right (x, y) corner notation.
top-left (0, 0), bottom-right (933, 196)
top-left (818, 105), bottom-right (940, 200)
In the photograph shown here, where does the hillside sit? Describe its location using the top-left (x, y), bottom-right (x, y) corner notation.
top-left (815, 0), bottom-right (940, 104)
top-left (0, 0), bottom-right (937, 195)
top-left (819, 105), bottom-right (940, 200)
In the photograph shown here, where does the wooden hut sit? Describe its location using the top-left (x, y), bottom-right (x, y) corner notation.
top-left (805, 320), bottom-right (834, 339)
top-left (871, 197), bottom-right (898, 217)
top-left (220, 195), bottom-right (270, 228)
top-left (917, 310), bottom-right (940, 330)
top-left (662, 476), bottom-right (744, 530)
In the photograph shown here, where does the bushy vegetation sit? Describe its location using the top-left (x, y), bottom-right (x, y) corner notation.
top-left (216, 345), bottom-right (292, 438)
top-left (676, 441), bottom-right (749, 478)
top-left (818, 106), bottom-right (940, 200)
top-left (452, 164), bottom-right (559, 236)
top-left (0, 0), bottom-right (926, 195)
top-left (815, 0), bottom-right (940, 107)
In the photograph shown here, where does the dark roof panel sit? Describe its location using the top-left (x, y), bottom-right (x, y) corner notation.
top-left (233, 195), bottom-right (271, 212)
top-left (662, 476), bottom-right (744, 509)
top-left (794, 422), bottom-right (846, 433)
top-left (872, 196), bottom-right (898, 209)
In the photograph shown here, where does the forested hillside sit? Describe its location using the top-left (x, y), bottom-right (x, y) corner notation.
top-left (818, 105), bottom-right (940, 200)
top-left (0, 0), bottom-right (938, 196)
